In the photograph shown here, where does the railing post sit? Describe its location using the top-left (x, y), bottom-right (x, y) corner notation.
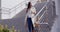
top-left (45, 6), bottom-right (48, 23)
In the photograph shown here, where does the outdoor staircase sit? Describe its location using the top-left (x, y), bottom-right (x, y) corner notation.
top-left (0, 1), bottom-right (56, 32)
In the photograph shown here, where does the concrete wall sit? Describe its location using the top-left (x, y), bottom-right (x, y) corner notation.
top-left (0, 0), bottom-right (1, 19)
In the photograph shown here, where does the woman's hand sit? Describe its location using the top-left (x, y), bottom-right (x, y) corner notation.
top-left (31, 12), bottom-right (36, 15)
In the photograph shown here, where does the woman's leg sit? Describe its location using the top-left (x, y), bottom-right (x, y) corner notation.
top-left (32, 23), bottom-right (35, 32)
top-left (27, 18), bottom-right (32, 32)
top-left (32, 30), bottom-right (35, 32)
top-left (28, 25), bottom-right (31, 32)
top-left (27, 18), bottom-right (35, 32)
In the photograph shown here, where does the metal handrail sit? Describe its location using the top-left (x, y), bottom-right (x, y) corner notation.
top-left (33, 2), bottom-right (49, 25)
top-left (1, 0), bottom-right (38, 14)
top-left (1, 0), bottom-right (28, 14)
top-left (1, 0), bottom-right (38, 19)
top-left (2, 7), bottom-right (10, 10)
top-left (9, 0), bottom-right (38, 13)
top-left (1, 7), bottom-right (10, 14)
top-left (1, 0), bottom-right (49, 19)
top-left (1, 0), bottom-right (48, 14)
top-left (9, 0), bottom-right (27, 10)
top-left (33, 2), bottom-right (48, 18)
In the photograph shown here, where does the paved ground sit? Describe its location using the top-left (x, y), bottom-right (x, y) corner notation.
top-left (51, 0), bottom-right (60, 32)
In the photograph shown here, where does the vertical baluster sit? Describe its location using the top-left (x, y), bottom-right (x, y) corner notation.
top-left (45, 6), bottom-right (48, 23)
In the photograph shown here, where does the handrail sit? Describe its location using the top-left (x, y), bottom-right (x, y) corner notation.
top-left (9, 0), bottom-right (38, 13)
top-left (1, 7), bottom-right (10, 14)
top-left (38, 9), bottom-right (49, 24)
top-left (33, 2), bottom-right (50, 25)
top-left (32, 2), bottom-right (50, 25)
top-left (9, 0), bottom-right (27, 10)
top-left (3, 0), bottom-right (37, 12)
top-left (1, 0), bottom-right (38, 19)
top-left (1, 0), bottom-right (49, 19)
top-left (33, 2), bottom-right (48, 18)
top-left (2, 7), bottom-right (10, 10)
top-left (1, 0), bottom-right (27, 14)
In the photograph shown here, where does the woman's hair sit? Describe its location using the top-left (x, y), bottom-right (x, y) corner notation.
top-left (26, 2), bottom-right (31, 13)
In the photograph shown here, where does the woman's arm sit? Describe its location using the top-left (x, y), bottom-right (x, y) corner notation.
top-left (31, 7), bottom-right (36, 15)
top-left (31, 11), bottom-right (36, 15)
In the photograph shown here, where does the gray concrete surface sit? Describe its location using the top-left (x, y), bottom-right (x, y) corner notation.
top-left (51, 0), bottom-right (60, 32)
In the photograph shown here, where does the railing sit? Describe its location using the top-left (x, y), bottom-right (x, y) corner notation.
top-left (1, 7), bottom-right (10, 19)
top-left (9, 0), bottom-right (39, 19)
top-left (34, 0), bottom-right (54, 24)
top-left (1, 0), bottom-right (39, 19)
top-left (34, 1), bottom-right (55, 32)
top-left (1, 0), bottom-right (49, 19)
top-left (33, 2), bottom-right (49, 24)
top-left (1, 0), bottom-right (28, 19)
top-left (0, 0), bottom-right (55, 32)
top-left (1, 0), bottom-right (50, 19)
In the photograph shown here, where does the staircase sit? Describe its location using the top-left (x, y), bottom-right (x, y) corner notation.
top-left (0, 2), bottom-right (47, 32)
top-left (0, 0), bottom-right (56, 32)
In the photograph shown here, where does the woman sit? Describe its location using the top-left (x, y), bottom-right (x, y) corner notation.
top-left (25, 2), bottom-right (36, 32)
